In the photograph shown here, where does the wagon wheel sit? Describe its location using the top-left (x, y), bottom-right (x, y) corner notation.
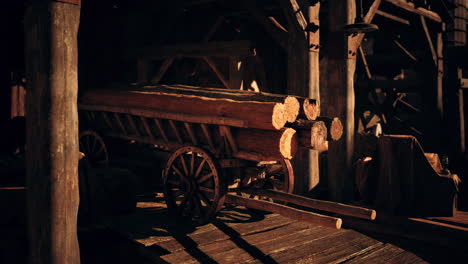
top-left (79, 131), bottom-right (109, 168)
top-left (240, 159), bottom-right (294, 211)
top-left (163, 146), bottom-right (226, 225)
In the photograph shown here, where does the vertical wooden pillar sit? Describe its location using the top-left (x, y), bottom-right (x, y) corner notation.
top-left (24, 1), bottom-right (81, 263)
top-left (308, 2), bottom-right (321, 191)
top-left (324, 0), bottom-right (356, 201)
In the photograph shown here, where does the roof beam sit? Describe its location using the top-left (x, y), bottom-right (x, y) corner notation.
top-left (385, 0), bottom-right (442, 23)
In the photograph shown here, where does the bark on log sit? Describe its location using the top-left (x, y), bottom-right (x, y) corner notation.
top-left (133, 84), bottom-right (301, 123)
top-left (80, 88), bottom-right (289, 130)
top-left (234, 128), bottom-right (298, 161)
top-left (291, 117), bottom-right (343, 141)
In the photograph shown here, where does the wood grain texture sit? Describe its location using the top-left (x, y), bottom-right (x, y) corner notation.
top-left (24, 1), bottom-right (81, 263)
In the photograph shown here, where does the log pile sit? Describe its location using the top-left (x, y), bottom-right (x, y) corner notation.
top-left (79, 84), bottom-right (343, 161)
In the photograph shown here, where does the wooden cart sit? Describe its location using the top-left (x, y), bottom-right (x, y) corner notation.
top-left (78, 89), bottom-right (375, 228)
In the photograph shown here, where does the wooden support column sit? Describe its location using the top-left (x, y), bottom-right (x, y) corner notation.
top-left (324, 0), bottom-right (381, 201)
top-left (24, 1), bottom-right (81, 263)
top-left (281, 0), bottom-right (320, 194)
top-left (324, 0), bottom-right (355, 202)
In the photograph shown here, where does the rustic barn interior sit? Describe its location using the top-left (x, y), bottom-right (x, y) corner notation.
top-left (1, 0), bottom-right (468, 263)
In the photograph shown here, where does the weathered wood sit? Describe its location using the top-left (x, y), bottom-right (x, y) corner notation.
top-left (202, 56), bottom-right (230, 89)
top-left (24, 1), bottom-right (81, 263)
top-left (375, 9), bottom-right (410, 25)
top-left (325, 0), bottom-right (357, 201)
top-left (420, 16), bottom-right (438, 66)
top-left (80, 89), bottom-right (289, 130)
top-left (291, 117), bottom-right (344, 141)
top-left (233, 128), bottom-right (298, 161)
top-left (241, 188), bottom-right (377, 220)
top-left (79, 104), bottom-right (248, 128)
top-left (150, 57), bottom-right (174, 84)
top-left (137, 40), bottom-right (255, 60)
top-left (359, 46), bottom-right (373, 79)
top-left (385, 0), bottom-right (442, 23)
top-left (224, 194), bottom-right (342, 229)
top-left (296, 120), bottom-right (328, 150)
top-left (243, 0), bottom-right (288, 50)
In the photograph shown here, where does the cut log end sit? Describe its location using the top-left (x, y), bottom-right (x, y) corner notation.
top-left (272, 103), bottom-right (287, 130)
top-left (336, 218), bottom-right (343, 229)
top-left (311, 121), bottom-right (328, 149)
top-left (330, 117), bottom-right (344, 141)
top-left (283, 96), bottom-right (300, 123)
top-left (303, 99), bottom-right (320, 120)
top-left (280, 128), bottom-right (298, 159)
top-left (370, 210), bottom-right (377, 221)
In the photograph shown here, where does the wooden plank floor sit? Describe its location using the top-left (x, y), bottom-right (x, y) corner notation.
top-left (101, 194), bottom-right (433, 264)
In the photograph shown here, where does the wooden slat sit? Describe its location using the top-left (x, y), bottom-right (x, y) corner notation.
top-left (420, 16), bottom-right (437, 66)
top-left (153, 119), bottom-right (169, 142)
top-left (184, 122), bottom-right (198, 145)
top-left (376, 9), bottom-right (410, 25)
top-left (220, 125), bottom-right (238, 153)
top-left (359, 46), bottom-right (373, 79)
top-left (125, 114), bottom-right (140, 136)
top-left (101, 111), bottom-right (113, 129)
top-left (200, 124), bottom-right (215, 150)
top-left (385, 0), bottom-right (442, 23)
top-left (203, 56), bottom-right (231, 89)
top-left (394, 39), bottom-right (418, 61)
top-left (79, 104), bottom-right (249, 128)
top-left (168, 120), bottom-right (183, 144)
top-left (139, 116), bottom-right (154, 139)
top-left (345, 243), bottom-right (406, 263)
top-left (113, 113), bottom-right (127, 135)
top-left (151, 57), bottom-right (175, 84)
top-left (104, 132), bottom-right (181, 152)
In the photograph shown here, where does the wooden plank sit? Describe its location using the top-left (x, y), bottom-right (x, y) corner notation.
top-left (385, 0), bottom-right (442, 23)
top-left (241, 189), bottom-right (376, 220)
top-left (437, 30), bottom-right (444, 117)
top-left (224, 194), bottom-right (342, 229)
top-left (79, 104), bottom-right (249, 128)
top-left (420, 16), bottom-right (438, 66)
top-left (375, 9), bottom-right (410, 25)
top-left (219, 125), bottom-right (238, 153)
top-left (24, 1), bottom-right (81, 263)
top-left (345, 243), bottom-right (406, 263)
top-left (101, 111), bottom-right (113, 129)
top-left (138, 40), bottom-right (255, 60)
top-left (151, 57), bottom-right (174, 84)
top-left (202, 56), bottom-right (231, 89)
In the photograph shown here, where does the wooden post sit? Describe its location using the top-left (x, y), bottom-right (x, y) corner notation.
top-left (324, 0), bottom-right (356, 201)
top-left (24, 1), bottom-right (81, 263)
top-left (282, 0), bottom-right (318, 194)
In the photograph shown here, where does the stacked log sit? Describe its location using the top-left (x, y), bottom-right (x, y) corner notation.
top-left (79, 84), bottom-right (339, 161)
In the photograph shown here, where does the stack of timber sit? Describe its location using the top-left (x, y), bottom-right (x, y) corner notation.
top-left (79, 84), bottom-right (340, 161)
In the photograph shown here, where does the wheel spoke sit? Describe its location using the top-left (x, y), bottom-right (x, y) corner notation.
top-left (194, 159), bottom-right (207, 179)
top-left (190, 152), bottom-right (195, 177)
top-left (197, 172), bottom-right (213, 184)
top-left (179, 155), bottom-right (189, 176)
top-left (171, 165), bottom-right (190, 185)
top-left (197, 191), bottom-right (212, 207)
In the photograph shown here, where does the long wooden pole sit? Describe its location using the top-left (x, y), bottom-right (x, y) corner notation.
top-left (24, 1), bottom-right (81, 263)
